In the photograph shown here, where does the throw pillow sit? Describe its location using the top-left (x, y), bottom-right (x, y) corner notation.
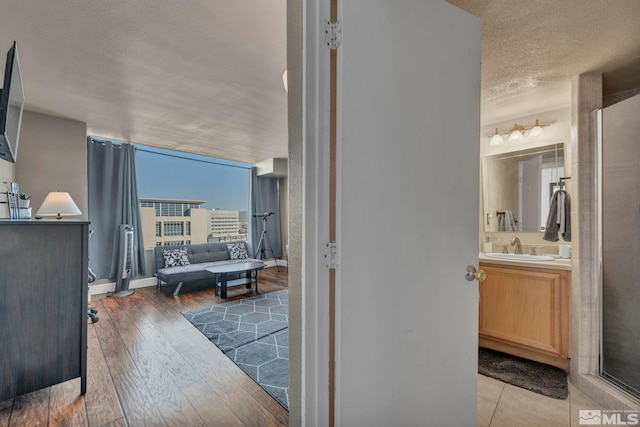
top-left (162, 248), bottom-right (190, 268)
top-left (227, 242), bottom-right (248, 260)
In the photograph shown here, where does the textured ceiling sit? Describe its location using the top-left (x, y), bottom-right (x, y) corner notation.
top-left (1, 1), bottom-right (640, 162)
top-left (0, 0), bottom-right (287, 164)
top-left (447, 0), bottom-right (640, 124)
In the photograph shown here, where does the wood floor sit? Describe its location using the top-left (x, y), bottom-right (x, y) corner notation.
top-left (0, 267), bottom-right (289, 427)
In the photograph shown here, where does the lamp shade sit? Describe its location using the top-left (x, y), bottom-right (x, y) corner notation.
top-left (528, 119), bottom-right (545, 138)
top-left (36, 191), bottom-right (82, 219)
top-left (282, 69), bottom-right (288, 93)
top-left (508, 130), bottom-right (523, 142)
top-left (508, 124), bottom-right (524, 142)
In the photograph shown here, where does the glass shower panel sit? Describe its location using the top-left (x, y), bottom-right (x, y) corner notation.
top-left (600, 93), bottom-right (640, 398)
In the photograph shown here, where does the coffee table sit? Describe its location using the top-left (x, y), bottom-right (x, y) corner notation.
top-left (205, 261), bottom-right (265, 298)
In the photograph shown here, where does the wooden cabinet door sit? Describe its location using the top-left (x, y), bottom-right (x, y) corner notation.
top-left (479, 263), bottom-right (570, 359)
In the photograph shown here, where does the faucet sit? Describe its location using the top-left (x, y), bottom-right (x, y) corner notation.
top-left (511, 237), bottom-right (523, 254)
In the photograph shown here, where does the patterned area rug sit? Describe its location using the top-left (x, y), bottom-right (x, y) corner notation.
top-left (478, 347), bottom-right (568, 399)
top-left (181, 290), bottom-right (289, 409)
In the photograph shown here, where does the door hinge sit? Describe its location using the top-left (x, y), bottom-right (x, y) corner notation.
top-left (324, 20), bottom-right (342, 50)
top-left (324, 242), bottom-right (340, 269)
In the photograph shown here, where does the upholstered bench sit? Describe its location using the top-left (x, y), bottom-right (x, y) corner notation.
top-left (153, 241), bottom-right (260, 296)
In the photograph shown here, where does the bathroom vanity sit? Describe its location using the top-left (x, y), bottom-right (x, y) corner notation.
top-left (478, 254), bottom-right (571, 370)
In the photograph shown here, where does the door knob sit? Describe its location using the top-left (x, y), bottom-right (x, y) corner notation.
top-left (465, 265), bottom-right (486, 282)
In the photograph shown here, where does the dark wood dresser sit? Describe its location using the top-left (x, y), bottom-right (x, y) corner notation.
top-left (0, 220), bottom-right (89, 401)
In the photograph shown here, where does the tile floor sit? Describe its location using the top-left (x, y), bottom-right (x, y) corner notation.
top-left (478, 374), bottom-right (606, 427)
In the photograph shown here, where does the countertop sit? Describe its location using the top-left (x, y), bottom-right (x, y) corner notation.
top-left (479, 252), bottom-right (572, 270)
top-left (0, 219), bottom-right (90, 225)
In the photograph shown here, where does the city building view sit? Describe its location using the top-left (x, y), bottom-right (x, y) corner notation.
top-left (208, 209), bottom-right (248, 242)
top-left (135, 145), bottom-right (252, 249)
top-left (139, 198), bottom-right (248, 248)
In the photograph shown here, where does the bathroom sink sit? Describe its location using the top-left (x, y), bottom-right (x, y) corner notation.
top-left (485, 253), bottom-right (555, 262)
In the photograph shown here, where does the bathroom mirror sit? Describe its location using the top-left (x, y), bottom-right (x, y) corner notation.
top-left (482, 143), bottom-right (565, 233)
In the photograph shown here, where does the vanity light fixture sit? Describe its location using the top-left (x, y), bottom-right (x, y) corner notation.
top-left (489, 128), bottom-right (504, 146)
top-left (487, 119), bottom-right (550, 145)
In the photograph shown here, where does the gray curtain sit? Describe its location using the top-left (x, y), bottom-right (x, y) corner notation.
top-left (87, 137), bottom-right (146, 279)
top-left (250, 166), bottom-right (282, 258)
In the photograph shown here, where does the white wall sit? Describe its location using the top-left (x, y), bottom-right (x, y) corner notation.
top-left (15, 111), bottom-right (88, 220)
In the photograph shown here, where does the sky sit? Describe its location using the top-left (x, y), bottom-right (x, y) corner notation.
top-left (135, 145), bottom-right (252, 211)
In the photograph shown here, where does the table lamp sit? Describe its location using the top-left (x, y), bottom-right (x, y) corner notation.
top-left (36, 191), bottom-right (82, 219)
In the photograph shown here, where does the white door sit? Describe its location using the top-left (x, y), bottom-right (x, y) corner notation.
top-left (334, 1), bottom-right (481, 425)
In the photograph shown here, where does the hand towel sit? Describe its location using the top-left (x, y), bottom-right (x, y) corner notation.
top-left (558, 191), bottom-right (565, 234)
top-left (543, 190), bottom-right (571, 242)
top-left (562, 190), bottom-right (571, 241)
top-left (504, 210), bottom-right (516, 232)
top-left (498, 210), bottom-right (516, 232)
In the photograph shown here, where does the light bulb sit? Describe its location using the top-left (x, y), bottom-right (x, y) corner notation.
top-left (508, 124), bottom-right (524, 142)
top-left (529, 119), bottom-right (545, 138)
top-left (489, 128), bottom-right (504, 146)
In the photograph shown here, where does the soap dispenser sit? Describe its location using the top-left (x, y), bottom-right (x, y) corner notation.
top-left (483, 238), bottom-right (493, 253)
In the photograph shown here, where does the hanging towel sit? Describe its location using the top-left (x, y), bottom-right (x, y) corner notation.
top-left (499, 210), bottom-right (516, 232)
top-left (558, 191), bottom-right (566, 235)
top-left (543, 189), bottom-right (571, 242)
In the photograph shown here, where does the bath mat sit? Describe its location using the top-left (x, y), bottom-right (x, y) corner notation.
top-left (478, 347), bottom-right (568, 399)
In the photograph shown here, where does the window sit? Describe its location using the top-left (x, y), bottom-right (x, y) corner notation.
top-left (164, 240), bottom-right (184, 246)
top-left (164, 221), bottom-right (184, 236)
top-left (135, 145), bottom-right (251, 249)
top-left (161, 203), bottom-right (192, 217)
top-left (141, 201), bottom-right (200, 217)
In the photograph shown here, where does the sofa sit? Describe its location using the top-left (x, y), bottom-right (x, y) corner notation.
top-left (153, 241), bottom-right (261, 296)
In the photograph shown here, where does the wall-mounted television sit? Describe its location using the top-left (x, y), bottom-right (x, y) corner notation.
top-left (0, 41), bottom-right (25, 163)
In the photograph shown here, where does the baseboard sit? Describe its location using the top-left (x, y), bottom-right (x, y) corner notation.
top-left (263, 259), bottom-right (288, 268)
top-left (130, 277), bottom-right (158, 289)
top-left (574, 373), bottom-right (640, 412)
top-left (89, 277), bottom-right (157, 297)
